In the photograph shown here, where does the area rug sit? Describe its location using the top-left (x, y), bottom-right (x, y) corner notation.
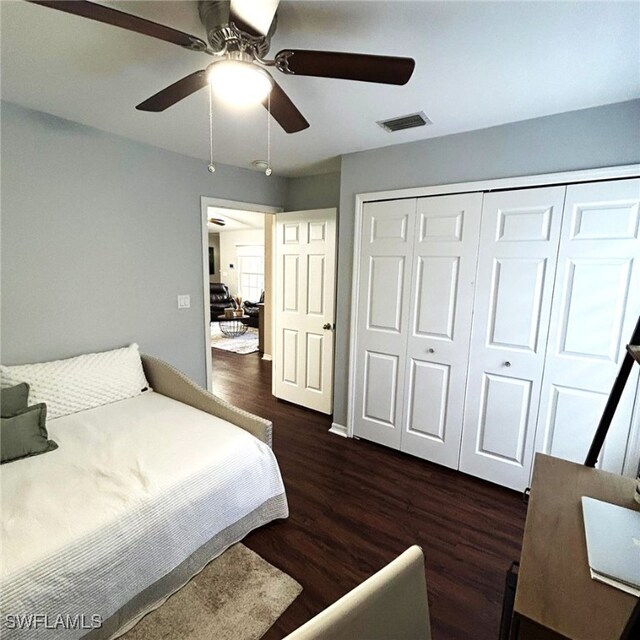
top-left (211, 324), bottom-right (259, 355)
top-left (122, 543), bottom-right (302, 640)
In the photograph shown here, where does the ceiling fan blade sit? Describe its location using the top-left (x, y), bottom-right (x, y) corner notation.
top-left (27, 1), bottom-right (209, 52)
top-left (275, 50), bottom-right (415, 85)
top-left (136, 71), bottom-right (208, 112)
top-left (230, 0), bottom-right (280, 37)
top-left (264, 80), bottom-right (309, 134)
top-left (209, 218), bottom-right (226, 226)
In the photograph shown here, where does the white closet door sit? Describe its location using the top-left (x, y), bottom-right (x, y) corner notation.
top-left (460, 186), bottom-right (566, 491)
top-left (534, 178), bottom-right (640, 473)
top-left (400, 193), bottom-right (483, 469)
top-left (353, 198), bottom-right (417, 448)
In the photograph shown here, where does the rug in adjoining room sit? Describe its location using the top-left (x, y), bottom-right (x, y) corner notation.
top-left (122, 543), bottom-right (302, 640)
top-left (211, 324), bottom-right (259, 355)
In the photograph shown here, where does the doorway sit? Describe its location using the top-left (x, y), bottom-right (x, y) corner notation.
top-left (200, 197), bottom-right (281, 392)
top-left (201, 198), bottom-right (339, 417)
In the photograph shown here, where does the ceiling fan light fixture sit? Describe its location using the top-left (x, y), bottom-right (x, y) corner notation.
top-left (207, 61), bottom-right (273, 107)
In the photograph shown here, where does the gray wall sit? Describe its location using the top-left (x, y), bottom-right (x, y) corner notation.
top-left (4, 99), bottom-right (639, 420)
top-left (286, 171), bottom-right (341, 211)
top-left (0, 102), bottom-right (287, 386)
top-left (333, 99), bottom-right (640, 425)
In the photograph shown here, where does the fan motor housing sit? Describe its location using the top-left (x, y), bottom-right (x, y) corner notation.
top-left (198, 0), bottom-right (275, 58)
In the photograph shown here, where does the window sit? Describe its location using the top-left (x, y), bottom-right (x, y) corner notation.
top-left (236, 245), bottom-right (264, 303)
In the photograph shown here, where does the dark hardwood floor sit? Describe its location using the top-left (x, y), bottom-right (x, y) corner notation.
top-left (211, 349), bottom-right (527, 640)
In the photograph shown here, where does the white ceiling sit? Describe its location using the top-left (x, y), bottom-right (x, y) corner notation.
top-left (2, 1), bottom-right (638, 177)
top-left (207, 206), bottom-right (265, 232)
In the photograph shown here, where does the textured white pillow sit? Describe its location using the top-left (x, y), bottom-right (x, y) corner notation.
top-left (0, 344), bottom-right (150, 420)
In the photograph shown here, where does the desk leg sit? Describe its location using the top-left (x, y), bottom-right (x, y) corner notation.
top-left (509, 613), bottom-right (521, 640)
top-left (500, 561), bottom-right (519, 640)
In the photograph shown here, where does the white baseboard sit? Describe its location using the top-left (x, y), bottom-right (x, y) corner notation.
top-left (261, 354), bottom-right (272, 361)
top-left (329, 422), bottom-right (348, 438)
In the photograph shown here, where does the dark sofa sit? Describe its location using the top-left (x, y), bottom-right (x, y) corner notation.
top-left (243, 291), bottom-right (264, 329)
top-left (210, 283), bottom-right (235, 321)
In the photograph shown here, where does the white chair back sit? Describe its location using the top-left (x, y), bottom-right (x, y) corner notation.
top-left (284, 545), bottom-right (431, 640)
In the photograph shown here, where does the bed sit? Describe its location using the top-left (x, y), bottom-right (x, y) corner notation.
top-left (0, 354), bottom-right (288, 640)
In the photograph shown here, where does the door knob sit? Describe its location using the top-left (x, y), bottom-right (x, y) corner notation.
top-left (427, 348), bottom-right (435, 354)
top-left (323, 323), bottom-right (333, 330)
top-left (504, 361), bottom-right (512, 367)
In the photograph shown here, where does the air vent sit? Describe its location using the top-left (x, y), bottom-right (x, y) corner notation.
top-left (377, 112), bottom-right (432, 132)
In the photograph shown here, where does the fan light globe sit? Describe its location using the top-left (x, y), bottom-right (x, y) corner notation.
top-left (208, 61), bottom-right (272, 107)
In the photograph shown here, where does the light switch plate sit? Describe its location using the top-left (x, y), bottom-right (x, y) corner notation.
top-left (177, 294), bottom-right (191, 309)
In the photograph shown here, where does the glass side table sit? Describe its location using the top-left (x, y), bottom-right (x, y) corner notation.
top-left (217, 315), bottom-right (250, 337)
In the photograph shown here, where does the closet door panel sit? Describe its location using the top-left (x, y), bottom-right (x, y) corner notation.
top-left (558, 259), bottom-right (632, 359)
top-left (363, 351), bottom-right (400, 426)
top-left (460, 186), bottom-right (566, 490)
top-left (406, 359), bottom-right (449, 440)
top-left (414, 255), bottom-right (459, 339)
top-left (401, 192), bottom-right (483, 468)
top-left (354, 198), bottom-right (417, 448)
top-left (488, 257), bottom-right (548, 351)
top-left (534, 178), bottom-right (640, 473)
top-left (368, 256), bottom-right (406, 332)
top-left (477, 373), bottom-right (532, 464)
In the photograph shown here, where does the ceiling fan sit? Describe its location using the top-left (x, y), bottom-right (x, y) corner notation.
top-left (27, 0), bottom-right (416, 134)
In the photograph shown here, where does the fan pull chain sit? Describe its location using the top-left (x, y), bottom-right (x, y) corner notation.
top-left (207, 83), bottom-right (215, 174)
top-left (265, 92), bottom-right (272, 177)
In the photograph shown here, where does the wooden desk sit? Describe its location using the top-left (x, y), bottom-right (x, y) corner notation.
top-left (513, 454), bottom-right (638, 639)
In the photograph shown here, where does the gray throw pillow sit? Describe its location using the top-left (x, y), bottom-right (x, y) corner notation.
top-left (1, 382), bottom-right (30, 418)
top-left (1, 403), bottom-right (58, 464)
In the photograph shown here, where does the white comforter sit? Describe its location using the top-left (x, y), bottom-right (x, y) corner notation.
top-left (0, 392), bottom-right (287, 639)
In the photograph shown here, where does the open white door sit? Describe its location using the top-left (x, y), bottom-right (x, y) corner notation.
top-left (274, 208), bottom-right (337, 414)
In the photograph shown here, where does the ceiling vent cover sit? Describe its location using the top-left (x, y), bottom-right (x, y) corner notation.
top-left (377, 111), bottom-right (432, 132)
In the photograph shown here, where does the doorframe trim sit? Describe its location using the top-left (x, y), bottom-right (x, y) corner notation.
top-left (200, 197), bottom-right (281, 392)
top-left (330, 422), bottom-right (348, 438)
top-left (347, 164), bottom-right (640, 444)
top-left (354, 164), bottom-right (640, 205)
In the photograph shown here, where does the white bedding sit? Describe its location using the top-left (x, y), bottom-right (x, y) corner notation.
top-left (0, 391), bottom-right (287, 639)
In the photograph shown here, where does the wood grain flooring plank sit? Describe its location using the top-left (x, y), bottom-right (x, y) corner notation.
top-left (211, 349), bottom-right (527, 639)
